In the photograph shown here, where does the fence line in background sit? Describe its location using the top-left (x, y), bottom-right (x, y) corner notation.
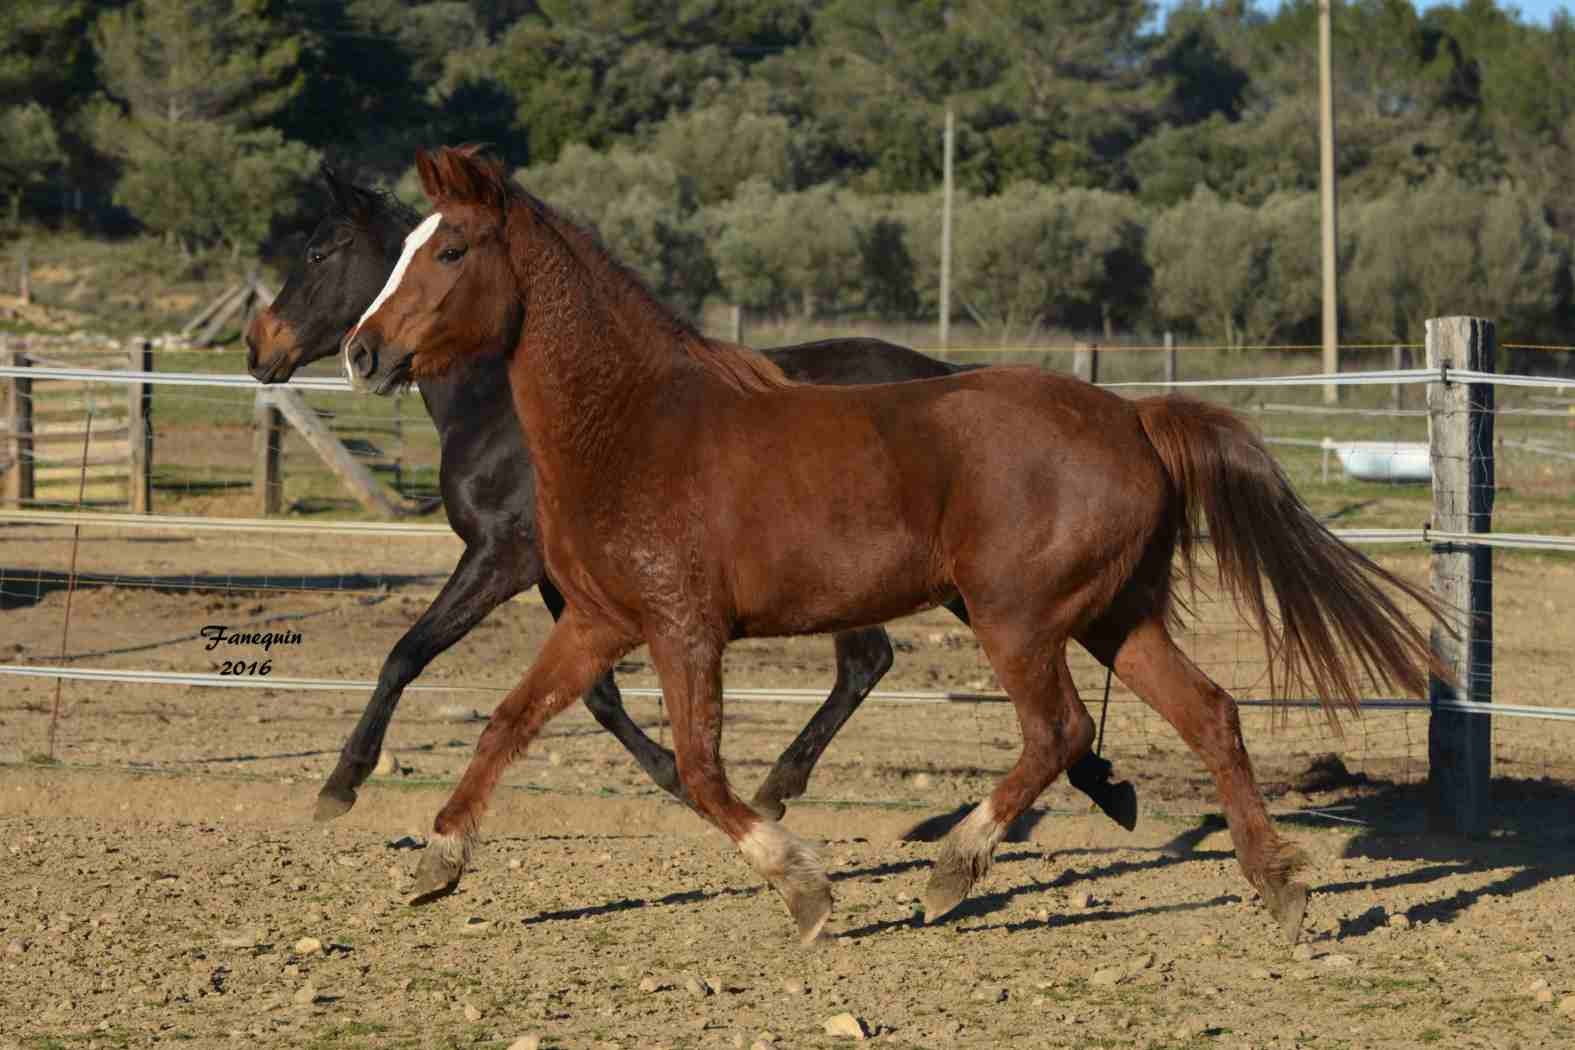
top-left (2, 317), bottom-right (1569, 834)
top-left (2, 664), bottom-right (1571, 724)
top-left (7, 511), bottom-right (1575, 554)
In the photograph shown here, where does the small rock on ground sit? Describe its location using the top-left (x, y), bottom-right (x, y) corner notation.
top-left (822, 1013), bottom-right (868, 1040)
top-left (781, 979), bottom-right (805, 995)
top-left (293, 937), bottom-right (322, 956)
top-left (685, 976), bottom-right (713, 998)
top-left (292, 983), bottom-right (318, 1006)
top-left (1090, 967), bottom-right (1124, 988)
top-left (374, 751), bottom-right (398, 776)
top-left (463, 1003), bottom-right (482, 1022)
top-left (506, 1038), bottom-right (541, 1050)
top-left (1557, 995), bottom-right (1575, 1016)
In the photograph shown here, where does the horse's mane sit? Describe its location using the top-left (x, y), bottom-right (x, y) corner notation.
top-left (424, 146), bottom-right (793, 396)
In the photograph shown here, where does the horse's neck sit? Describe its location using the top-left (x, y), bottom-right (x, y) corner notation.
top-left (417, 354), bottom-right (513, 437)
top-left (509, 221), bottom-right (693, 468)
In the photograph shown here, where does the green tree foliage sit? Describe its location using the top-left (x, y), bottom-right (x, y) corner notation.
top-left (93, 117), bottom-right (316, 255)
top-left (0, 1), bottom-right (92, 110)
top-left (1345, 179), bottom-right (1562, 340)
top-left (88, 0), bottom-right (317, 253)
top-left (94, 0), bottom-right (303, 126)
top-left (0, 103), bottom-right (65, 225)
top-left (922, 183), bottom-right (1147, 341)
top-left (10, 0), bottom-right (1575, 343)
top-left (705, 179), bottom-right (863, 316)
top-left (1148, 186), bottom-right (1263, 346)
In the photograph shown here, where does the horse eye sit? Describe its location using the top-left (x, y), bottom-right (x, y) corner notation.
top-left (437, 246), bottom-right (467, 263)
top-left (307, 250), bottom-right (327, 265)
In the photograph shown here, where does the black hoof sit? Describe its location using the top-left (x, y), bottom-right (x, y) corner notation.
top-left (1094, 780), bottom-right (1139, 832)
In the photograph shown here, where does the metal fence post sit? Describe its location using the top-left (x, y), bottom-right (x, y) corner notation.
top-left (1425, 315), bottom-right (1495, 835)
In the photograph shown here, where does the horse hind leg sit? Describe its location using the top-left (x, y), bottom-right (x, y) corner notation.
top-left (751, 626), bottom-right (892, 820)
top-left (1095, 615), bottom-right (1310, 943)
top-left (924, 632), bottom-right (1092, 922)
top-left (946, 594), bottom-right (1137, 831)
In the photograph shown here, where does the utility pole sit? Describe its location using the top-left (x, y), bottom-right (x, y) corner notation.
top-left (1319, 0), bottom-right (1340, 404)
top-left (939, 103), bottom-right (955, 349)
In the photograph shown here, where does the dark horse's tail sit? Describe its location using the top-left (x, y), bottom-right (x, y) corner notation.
top-left (1135, 395), bottom-right (1452, 720)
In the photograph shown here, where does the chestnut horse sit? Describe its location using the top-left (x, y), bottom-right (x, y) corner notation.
top-left (245, 166), bottom-right (1135, 827)
top-left (346, 146), bottom-right (1446, 946)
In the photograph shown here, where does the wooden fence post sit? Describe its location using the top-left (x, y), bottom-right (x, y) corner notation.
top-left (253, 388), bottom-right (284, 516)
top-left (127, 340), bottom-right (153, 512)
top-left (1425, 315), bottom-right (1495, 836)
top-left (268, 388), bottom-right (407, 517)
top-left (1073, 341), bottom-right (1100, 385)
top-left (730, 304), bottom-right (745, 345)
top-left (4, 348), bottom-right (34, 505)
top-left (1164, 330), bottom-right (1177, 385)
top-left (18, 244), bottom-right (30, 304)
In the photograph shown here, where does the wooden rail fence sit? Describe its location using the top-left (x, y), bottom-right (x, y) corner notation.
top-left (2, 341), bottom-right (152, 510)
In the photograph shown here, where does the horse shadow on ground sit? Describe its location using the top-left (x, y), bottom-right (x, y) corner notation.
top-left (868, 766), bottom-right (1575, 941)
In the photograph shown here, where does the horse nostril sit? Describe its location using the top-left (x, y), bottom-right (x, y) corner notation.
top-left (349, 340), bottom-right (377, 379)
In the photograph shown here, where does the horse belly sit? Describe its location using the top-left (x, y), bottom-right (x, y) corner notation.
top-left (730, 534), bottom-right (942, 638)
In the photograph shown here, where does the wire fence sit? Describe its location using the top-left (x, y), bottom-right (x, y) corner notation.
top-left (3, 339), bottom-right (1574, 810)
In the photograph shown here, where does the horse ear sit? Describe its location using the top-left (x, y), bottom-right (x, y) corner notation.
top-left (321, 163), bottom-right (352, 210)
top-left (415, 149), bottom-right (445, 204)
top-left (322, 163), bottom-right (381, 224)
top-left (438, 145), bottom-right (507, 212)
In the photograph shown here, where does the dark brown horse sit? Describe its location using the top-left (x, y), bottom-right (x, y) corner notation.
top-left (345, 146), bottom-right (1447, 946)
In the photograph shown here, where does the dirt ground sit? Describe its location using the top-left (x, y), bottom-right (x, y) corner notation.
top-left (4, 527), bottom-right (1575, 1049)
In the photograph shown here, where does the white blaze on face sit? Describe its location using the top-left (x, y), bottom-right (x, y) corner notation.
top-left (343, 211), bottom-right (443, 381)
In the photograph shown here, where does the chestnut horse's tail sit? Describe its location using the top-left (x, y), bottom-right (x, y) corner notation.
top-left (1135, 394), bottom-right (1450, 720)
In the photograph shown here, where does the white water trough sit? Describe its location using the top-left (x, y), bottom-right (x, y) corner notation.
top-left (1320, 438), bottom-right (1432, 484)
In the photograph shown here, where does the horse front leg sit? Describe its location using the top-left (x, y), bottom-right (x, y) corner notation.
top-left (537, 577), bottom-right (693, 810)
top-left (317, 542), bottom-right (528, 821)
top-left (411, 610), bottom-right (634, 902)
top-left (649, 633), bottom-right (833, 946)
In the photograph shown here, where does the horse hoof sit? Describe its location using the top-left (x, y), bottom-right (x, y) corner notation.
top-left (1265, 880), bottom-right (1309, 944)
top-left (313, 785), bottom-right (357, 823)
top-left (1099, 780), bottom-right (1139, 832)
top-left (785, 880), bottom-right (833, 945)
top-left (921, 861), bottom-right (975, 923)
top-left (409, 846), bottom-right (464, 904)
